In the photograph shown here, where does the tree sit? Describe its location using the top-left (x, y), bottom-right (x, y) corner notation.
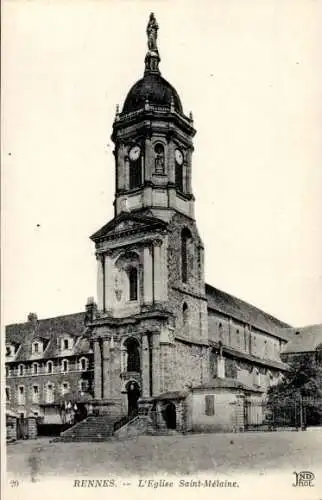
top-left (268, 354), bottom-right (322, 426)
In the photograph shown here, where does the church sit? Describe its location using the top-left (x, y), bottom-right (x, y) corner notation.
top-left (5, 14), bottom-right (295, 438)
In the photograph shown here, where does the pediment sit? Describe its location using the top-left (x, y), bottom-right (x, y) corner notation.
top-left (90, 213), bottom-right (167, 242)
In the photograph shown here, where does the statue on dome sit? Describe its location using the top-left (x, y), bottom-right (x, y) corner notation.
top-left (147, 13), bottom-right (158, 52)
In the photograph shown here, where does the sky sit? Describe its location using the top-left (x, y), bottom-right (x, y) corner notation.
top-left (2, 0), bottom-right (322, 327)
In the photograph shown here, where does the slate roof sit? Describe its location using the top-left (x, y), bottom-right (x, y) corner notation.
top-left (5, 312), bottom-right (89, 362)
top-left (281, 324), bottom-right (322, 354)
top-left (192, 377), bottom-right (264, 393)
top-left (206, 283), bottom-right (291, 340)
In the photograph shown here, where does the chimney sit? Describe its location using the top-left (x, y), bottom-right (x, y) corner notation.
top-left (28, 313), bottom-right (38, 329)
top-left (85, 297), bottom-right (97, 324)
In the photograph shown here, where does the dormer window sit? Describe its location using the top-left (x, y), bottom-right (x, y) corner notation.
top-left (61, 359), bottom-right (69, 373)
top-left (46, 361), bottom-right (53, 374)
top-left (61, 336), bottom-right (72, 351)
top-left (33, 342), bottom-right (39, 353)
top-left (6, 344), bottom-right (15, 357)
top-left (18, 364), bottom-right (24, 377)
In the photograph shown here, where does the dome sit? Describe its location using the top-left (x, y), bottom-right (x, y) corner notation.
top-left (122, 72), bottom-right (183, 115)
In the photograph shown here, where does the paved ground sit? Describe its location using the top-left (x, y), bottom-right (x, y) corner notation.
top-left (6, 430), bottom-right (322, 482)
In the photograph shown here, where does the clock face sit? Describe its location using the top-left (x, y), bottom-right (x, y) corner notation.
top-left (129, 145), bottom-right (141, 161)
top-left (175, 148), bottom-right (183, 165)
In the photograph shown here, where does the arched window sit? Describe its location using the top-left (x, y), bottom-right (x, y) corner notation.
top-left (175, 155), bottom-right (184, 192)
top-left (32, 342), bottom-right (39, 354)
top-left (183, 303), bottom-right (189, 328)
top-left (18, 386), bottom-right (25, 405)
top-left (218, 323), bottom-right (223, 342)
top-left (128, 267), bottom-right (138, 301)
top-left (154, 143), bottom-right (165, 174)
top-left (79, 357), bottom-right (88, 371)
top-left (46, 361), bottom-right (53, 374)
top-left (181, 228), bottom-right (192, 283)
top-left (129, 158), bottom-right (142, 189)
top-left (32, 363), bottom-right (39, 375)
top-left (236, 329), bottom-right (240, 347)
top-left (18, 364), bottom-right (24, 377)
top-left (61, 359), bottom-right (69, 373)
top-left (124, 338), bottom-right (140, 372)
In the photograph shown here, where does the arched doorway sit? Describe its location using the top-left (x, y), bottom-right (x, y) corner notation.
top-left (126, 381), bottom-right (141, 417)
top-left (163, 402), bottom-right (177, 429)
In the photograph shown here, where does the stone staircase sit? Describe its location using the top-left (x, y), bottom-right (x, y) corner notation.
top-left (56, 415), bottom-right (118, 442)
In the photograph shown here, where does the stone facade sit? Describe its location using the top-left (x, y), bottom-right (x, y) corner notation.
top-left (5, 14), bottom-right (297, 436)
top-left (5, 312), bottom-right (94, 425)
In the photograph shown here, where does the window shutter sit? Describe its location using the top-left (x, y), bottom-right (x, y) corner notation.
top-left (205, 395), bottom-right (215, 416)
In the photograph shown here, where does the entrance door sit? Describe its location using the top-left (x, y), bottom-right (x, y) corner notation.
top-left (164, 402), bottom-right (176, 429)
top-left (127, 381), bottom-right (141, 417)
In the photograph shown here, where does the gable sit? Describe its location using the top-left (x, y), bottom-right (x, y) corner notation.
top-left (90, 213), bottom-right (168, 242)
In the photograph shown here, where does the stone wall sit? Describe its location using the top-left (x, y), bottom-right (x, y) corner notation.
top-left (27, 417), bottom-right (37, 439)
top-left (6, 416), bottom-right (17, 441)
top-left (6, 357), bottom-right (94, 420)
top-left (208, 309), bottom-right (284, 363)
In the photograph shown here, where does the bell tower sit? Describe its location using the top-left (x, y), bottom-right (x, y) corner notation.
top-left (89, 14), bottom-right (209, 413)
top-left (112, 13), bottom-right (196, 222)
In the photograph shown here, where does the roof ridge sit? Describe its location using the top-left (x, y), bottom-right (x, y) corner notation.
top-left (205, 282), bottom-right (291, 328)
top-left (6, 311), bottom-right (85, 329)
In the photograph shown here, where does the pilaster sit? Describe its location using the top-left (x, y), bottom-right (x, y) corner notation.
top-left (143, 245), bottom-right (153, 304)
top-left (152, 239), bottom-right (163, 303)
top-left (151, 333), bottom-right (160, 395)
top-left (102, 339), bottom-right (110, 398)
top-left (141, 334), bottom-right (151, 397)
top-left (96, 254), bottom-right (105, 311)
top-left (104, 252), bottom-right (113, 311)
top-left (94, 340), bottom-right (102, 399)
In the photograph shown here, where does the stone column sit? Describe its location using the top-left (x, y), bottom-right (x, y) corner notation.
top-left (102, 339), bottom-right (110, 399)
top-left (141, 334), bottom-right (151, 397)
top-left (94, 340), bottom-right (102, 399)
top-left (117, 143), bottom-right (126, 191)
top-left (144, 137), bottom-right (153, 181)
top-left (217, 355), bottom-right (225, 378)
top-left (153, 239), bottom-right (163, 303)
top-left (120, 345), bottom-right (127, 374)
top-left (186, 147), bottom-right (193, 194)
top-left (143, 245), bottom-right (153, 304)
top-left (124, 157), bottom-right (130, 190)
top-left (167, 139), bottom-right (175, 184)
top-left (151, 333), bottom-right (160, 396)
top-left (96, 254), bottom-right (105, 311)
top-left (104, 252), bottom-right (113, 312)
top-left (167, 139), bottom-right (176, 208)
